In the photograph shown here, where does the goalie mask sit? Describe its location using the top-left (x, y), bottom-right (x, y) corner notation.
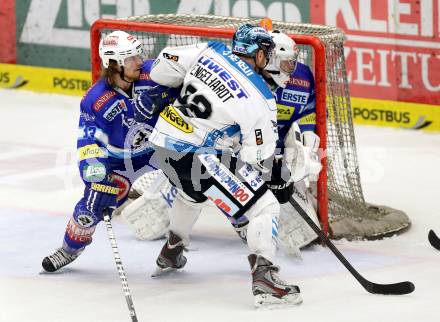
top-left (265, 30), bottom-right (299, 88)
top-left (99, 30), bottom-right (143, 68)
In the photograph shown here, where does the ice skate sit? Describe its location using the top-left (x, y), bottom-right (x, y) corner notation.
top-left (151, 230), bottom-right (187, 277)
top-left (42, 247), bottom-right (83, 272)
top-left (248, 254), bottom-right (302, 308)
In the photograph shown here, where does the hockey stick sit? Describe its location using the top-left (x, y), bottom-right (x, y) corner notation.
top-left (103, 210), bottom-right (139, 322)
top-left (288, 197), bottom-right (415, 295)
top-left (428, 230), bottom-right (440, 250)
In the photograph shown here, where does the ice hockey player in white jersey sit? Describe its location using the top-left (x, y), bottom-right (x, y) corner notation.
top-left (142, 24), bottom-right (304, 307)
top-left (123, 28), bottom-right (322, 257)
top-left (247, 28), bottom-right (322, 257)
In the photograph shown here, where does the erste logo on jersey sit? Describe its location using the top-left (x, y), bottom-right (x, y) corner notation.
top-left (281, 89), bottom-right (309, 105)
top-left (103, 100), bottom-right (127, 122)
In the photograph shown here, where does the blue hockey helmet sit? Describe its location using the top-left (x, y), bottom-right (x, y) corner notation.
top-left (232, 24), bottom-right (275, 60)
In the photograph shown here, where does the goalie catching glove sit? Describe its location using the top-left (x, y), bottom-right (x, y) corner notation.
top-left (284, 122), bottom-right (322, 183)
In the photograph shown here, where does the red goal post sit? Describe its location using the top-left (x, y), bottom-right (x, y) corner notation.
top-left (90, 18), bottom-right (329, 235)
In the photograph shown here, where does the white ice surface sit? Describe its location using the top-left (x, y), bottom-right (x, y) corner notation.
top-left (1, 89), bottom-right (440, 322)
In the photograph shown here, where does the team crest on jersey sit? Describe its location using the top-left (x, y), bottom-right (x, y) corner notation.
top-left (163, 52), bottom-right (179, 62)
top-left (160, 105), bottom-right (193, 133)
top-left (126, 122), bottom-right (153, 153)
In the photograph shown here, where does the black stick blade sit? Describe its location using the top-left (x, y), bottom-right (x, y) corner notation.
top-left (366, 281), bottom-right (415, 295)
top-left (428, 230), bottom-right (440, 250)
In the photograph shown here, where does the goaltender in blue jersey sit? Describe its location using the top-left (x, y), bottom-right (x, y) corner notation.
top-left (273, 62), bottom-right (316, 145)
top-left (41, 31), bottom-right (177, 273)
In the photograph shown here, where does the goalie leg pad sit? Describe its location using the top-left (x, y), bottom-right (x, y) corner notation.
top-left (278, 180), bottom-right (318, 256)
top-left (121, 171), bottom-right (177, 240)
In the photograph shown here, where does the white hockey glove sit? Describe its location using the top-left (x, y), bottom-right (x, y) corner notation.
top-left (284, 122), bottom-right (322, 183)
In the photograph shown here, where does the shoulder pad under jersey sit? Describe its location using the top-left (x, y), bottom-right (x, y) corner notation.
top-left (81, 79), bottom-right (119, 114)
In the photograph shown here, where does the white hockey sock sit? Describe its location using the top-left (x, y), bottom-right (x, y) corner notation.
top-left (168, 193), bottom-right (204, 246)
top-left (245, 190), bottom-right (280, 261)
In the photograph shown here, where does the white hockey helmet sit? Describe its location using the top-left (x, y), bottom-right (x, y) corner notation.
top-left (265, 30), bottom-right (299, 88)
top-left (99, 30), bottom-right (143, 68)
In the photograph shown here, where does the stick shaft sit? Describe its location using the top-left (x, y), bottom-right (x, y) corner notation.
top-left (103, 213), bottom-right (138, 322)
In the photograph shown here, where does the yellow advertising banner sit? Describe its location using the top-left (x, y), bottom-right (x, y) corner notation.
top-left (351, 97), bottom-right (440, 132)
top-left (1, 63), bottom-right (439, 132)
top-left (0, 63), bottom-right (91, 96)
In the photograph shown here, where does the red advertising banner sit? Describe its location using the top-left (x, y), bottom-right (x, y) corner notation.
top-left (311, 0), bottom-right (440, 105)
top-left (0, 0), bottom-right (16, 64)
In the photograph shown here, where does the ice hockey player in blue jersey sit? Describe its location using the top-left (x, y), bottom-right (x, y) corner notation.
top-left (41, 30), bottom-right (177, 273)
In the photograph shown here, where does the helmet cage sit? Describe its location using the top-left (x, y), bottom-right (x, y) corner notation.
top-left (265, 30), bottom-right (299, 88)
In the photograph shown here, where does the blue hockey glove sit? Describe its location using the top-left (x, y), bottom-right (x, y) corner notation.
top-left (84, 182), bottom-right (119, 220)
top-left (134, 85), bottom-right (175, 122)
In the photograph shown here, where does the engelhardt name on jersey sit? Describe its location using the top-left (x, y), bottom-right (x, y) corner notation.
top-left (148, 41), bottom-right (278, 165)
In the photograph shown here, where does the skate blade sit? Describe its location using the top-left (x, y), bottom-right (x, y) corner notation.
top-left (151, 266), bottom-right (178, 277)
top-left (254, 293), bottom-right (303, 309)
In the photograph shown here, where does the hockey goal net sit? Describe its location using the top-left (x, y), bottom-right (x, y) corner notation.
top-left (90, 14), bottom-right (410, 239)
